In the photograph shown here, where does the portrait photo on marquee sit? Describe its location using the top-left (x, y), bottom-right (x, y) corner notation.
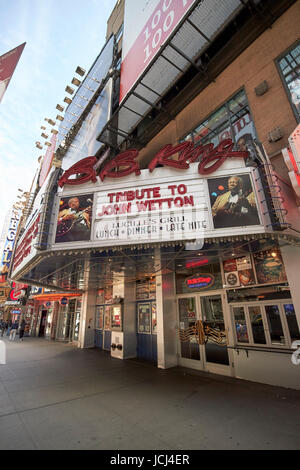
top-left (208, 174), bottom-right (260, 229)
top-left (55, 194), bottom-right (93, 243)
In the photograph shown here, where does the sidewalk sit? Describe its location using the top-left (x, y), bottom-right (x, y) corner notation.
top-left (0, 336), bottom-right (300, 450)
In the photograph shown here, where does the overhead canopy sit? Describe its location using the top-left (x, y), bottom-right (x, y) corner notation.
top-left (98, 0), bottom-right (245, 148)
top-left (32, 292), bottom-right (82, 301)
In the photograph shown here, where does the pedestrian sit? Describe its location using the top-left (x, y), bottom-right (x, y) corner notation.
top-left (19, 319), bottom-right (26, 341)
top-left (6, 320), bottom-right (12, 337)
top-left (1, 321), bottom-right (7, 337)
top-left (9, 320), bottom-right (19, 341)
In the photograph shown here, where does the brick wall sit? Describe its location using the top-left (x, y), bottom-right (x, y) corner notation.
top-left (138, 1), bottom-right (300, 173)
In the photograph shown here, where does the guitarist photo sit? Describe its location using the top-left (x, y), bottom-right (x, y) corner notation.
top-left (55, 196), bottom-right (93, 243)
top-left (210, 175), bottom-right (260, 229)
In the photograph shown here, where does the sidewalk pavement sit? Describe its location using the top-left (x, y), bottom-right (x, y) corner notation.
top-left (0, 336), bottom-right (300, 450)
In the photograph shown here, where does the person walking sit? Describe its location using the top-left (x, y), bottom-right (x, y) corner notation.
top-left (1, 321), bottom-right (8, 337)
top-left (6, 320), bottom-right (12, 337)
top-left (19, 319), bottom-right (26, 341)
top-left (9, 320), bottom-right (19, 341)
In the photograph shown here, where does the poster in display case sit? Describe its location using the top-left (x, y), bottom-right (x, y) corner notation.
top-left (111, 304), bottom-right (123, 331)
top-left (223, 255), bottom-right (255, 287)
top-left (104, 306), bottom-right (111, 330)
top-left (253, 248), bottom-right (287, 284)
top-left (136, 277), bottom-right (156, 300)
top-left (152, 302), bottom-right (157, 334)
top-left (95, 306), bottom-right (104, 329)
top-left (138, 302), bottom-right (151, 334)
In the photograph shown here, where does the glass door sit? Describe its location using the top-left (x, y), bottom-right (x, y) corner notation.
top-left (178, 297), bottom-right (204, 365)
top-left (136, 301), bottom-right (157, 362)
top-left (177, 292), bottom-right (231, 374)
top-left (199, 294), bottom-right (230, 368)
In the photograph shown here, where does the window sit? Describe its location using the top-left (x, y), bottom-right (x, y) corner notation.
top-left (248, 306), bottom-right (266, 344)
top-left (233, 306), bottom-right (249, 343)
top-left (115, 24), bottom-right (123, 44)
top-left (182, 89), bottom-right (257, 156)
top-left (277, 41), bottom-right (300, 122)
top-left (231, 301), bottom-right (299, 349)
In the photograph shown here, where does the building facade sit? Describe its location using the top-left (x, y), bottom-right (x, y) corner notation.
top-left (9, 0), bottom-right (300, 390)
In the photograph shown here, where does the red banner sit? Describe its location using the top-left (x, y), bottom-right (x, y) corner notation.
top-left (120, 0), bottom-right (196, 102)
top-left (0, 42), bottom-right (26, 102)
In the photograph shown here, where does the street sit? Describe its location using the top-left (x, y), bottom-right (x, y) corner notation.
top-left (0, 337), bottom-right (300, 450)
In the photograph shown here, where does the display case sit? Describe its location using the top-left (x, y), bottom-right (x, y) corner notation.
top-left (110, 304), bottom-right (123, 331)
top-left (137, 301), bottom-right (156, 334)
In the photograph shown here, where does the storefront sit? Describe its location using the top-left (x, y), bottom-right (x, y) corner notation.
top-left (8, 0), bottom-right (300, 390)
top-left (31, 293), bottom-right (82, 343)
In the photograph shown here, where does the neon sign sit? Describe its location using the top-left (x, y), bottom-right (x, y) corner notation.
top-left (58, 139), bottom-right (248, 188)
top-left (185, 274), bottom-right (215, 289)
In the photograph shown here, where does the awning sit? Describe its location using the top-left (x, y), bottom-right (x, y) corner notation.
top-left (97, 0), bottom-right (244, 149)
top-left (32, 292), bottom-right (82, 301)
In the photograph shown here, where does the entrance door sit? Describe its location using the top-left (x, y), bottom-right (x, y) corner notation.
top-left (39, 310), bottom-right (47, 337)
top-left (199, 293), bottom-right (230, 373)
top-left (95, 305), bottom-right (112, 351)
top-left (136, 301), bottom-right (157, 362)
top-left (177, 292), bottom-right (231, 375)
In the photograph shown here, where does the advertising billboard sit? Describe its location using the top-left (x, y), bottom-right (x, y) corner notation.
top-left (61, 79), bottom-right (113, 171)
top-left (39, 134), bottom-right (57, 187)
top-left (56, 36), bottom-right (114, 148)
top-left (120, 0), bottom-right (197, 102)
top-left (0, 42), bottom-right (26, 102)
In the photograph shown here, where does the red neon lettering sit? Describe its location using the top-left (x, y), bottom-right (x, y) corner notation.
top-left (148, 142), bottom-right (193, 172)
top-left (100, 150), bottom-right (140, 181)
top-left (198, 139), bottom-right (248, 175)
top-left (58, 138), bottom-right (249, 188)
top-left (58, 157), bottom-right (97, 187)
top-left (187, 277), bottom-right (211, 285)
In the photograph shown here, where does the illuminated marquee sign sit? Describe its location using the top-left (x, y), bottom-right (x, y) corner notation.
top-left (0, 208), bottom-right (21, 275)
top-left (58, 139), bottom-right (248, 188)
top-left (12, 214), bottom-right (40, 272)
top-left (185, 274), bottom-right (215, 289)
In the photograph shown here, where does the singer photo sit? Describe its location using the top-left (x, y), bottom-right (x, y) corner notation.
top-left (208, 175), bottom-right (260, 229)
top-left (55, 195), bottom-right (93, 243)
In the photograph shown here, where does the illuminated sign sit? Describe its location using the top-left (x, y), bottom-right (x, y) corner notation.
top-left (12, 214), bottom-right (40, 272)
top-left (186, 259), bottom-right (209, 269)
top-left (58, 139), bottom-right (248, 187)
top-left (185, 274), bottom-right (215, 289)
top-left (0, 209), bottom-right (21, 275)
